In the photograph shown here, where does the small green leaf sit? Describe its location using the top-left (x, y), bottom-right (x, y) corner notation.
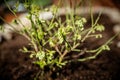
top-left (91, 29), bottom-right (95, 33)
top-left (23, 47), bottom-right (28, 52)
top-left (102, 45), bottom-right (110, 50)
top-left (81, 18), bottom-right (87, 23)
top-left (56, 61), bottom-right (67, 68)
top-left (95, 24), bottom-right (105, 32)
top-left (35, 61), bottom-right (46, 69)
top-left (95, 34), bottom-right (102, 38)
top-left (49, 39), bottom-right (55, 47)
top-left (36, 51), bottom-right (45, 60)
top-left (54, 22), bottom-right (58, 27)
top-left (30, 53), bottom-right (35, 58)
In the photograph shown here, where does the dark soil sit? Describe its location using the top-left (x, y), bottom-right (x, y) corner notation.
top-left (0, 14), bottom-right (120, 80)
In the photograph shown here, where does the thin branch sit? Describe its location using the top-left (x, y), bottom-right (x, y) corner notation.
top-left (59, 43), bottom-right (80, 62)
top-left (55, 46), bottom-right (62, 55)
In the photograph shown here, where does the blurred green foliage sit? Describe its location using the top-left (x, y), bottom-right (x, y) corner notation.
top-left (32, 0), bottom-right (52, 7)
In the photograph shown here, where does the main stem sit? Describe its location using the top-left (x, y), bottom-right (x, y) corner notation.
top-left (59, 43), bottom-right (80, 63)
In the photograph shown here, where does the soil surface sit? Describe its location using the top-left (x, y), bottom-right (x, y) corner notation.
top-left (0, 13), bottom-right (120, 80)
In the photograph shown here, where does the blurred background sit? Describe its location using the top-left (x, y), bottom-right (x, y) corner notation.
top-left (0, 0), bottom-right (120, 24)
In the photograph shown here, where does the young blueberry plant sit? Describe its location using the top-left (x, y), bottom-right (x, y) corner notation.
top-left (19, 3), bottom-right (112, 70)
top-left (5, 0), bottom-right (116, 76)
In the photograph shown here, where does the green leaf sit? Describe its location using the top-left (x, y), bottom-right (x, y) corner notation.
top-left (36, 51), bottom-right (45, 60)
top-left (102, 45), bottom-right (110, 50)
top-left (56, 61), bottom-right (67, 68)
top-left (81, 18), bottom-right (87, 23)
top-left (73, 34), bottom-right (81, 40)
top-left (35, 61), bottom-right (46, 69)
top-left (66, 25), bottom-right (73, 32)
top-left (95, 34), bottom-right (102, 38)
top-left (30, 53), bottom-right (35, 58)
top-left (95, 24), bottom-right (105, 32)
top-left (23, 47), bottom-right (28, 52)
top-left (46, 50), bottom-right (55, 64)
top-left (49, 39), bottom-right (55, 47)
